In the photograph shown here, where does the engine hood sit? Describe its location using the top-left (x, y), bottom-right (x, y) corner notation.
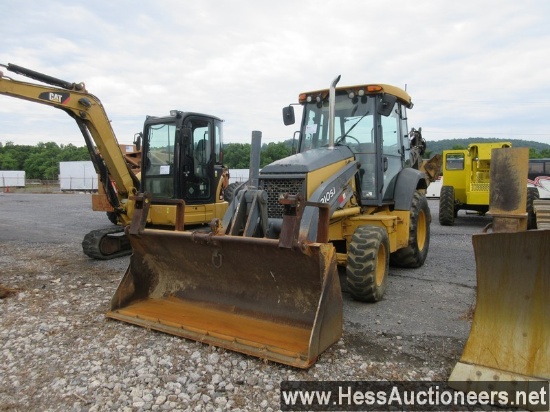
top-left (260, 146), bottom-right (354, 175)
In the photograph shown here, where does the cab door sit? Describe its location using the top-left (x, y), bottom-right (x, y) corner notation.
top-left (178, 116), bottom-right (216, 205)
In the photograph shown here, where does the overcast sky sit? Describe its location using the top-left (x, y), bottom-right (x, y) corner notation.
top-left (1, 0), bottom-right (550, 149)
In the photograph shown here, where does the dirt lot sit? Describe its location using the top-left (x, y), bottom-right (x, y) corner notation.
top-left (0, 192), bottom-right (492, 411)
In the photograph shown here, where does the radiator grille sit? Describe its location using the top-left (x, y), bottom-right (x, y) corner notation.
top-left (470, 183), bottom-right (490, 192)
top-left (260, 178), bottom-right (305, 218)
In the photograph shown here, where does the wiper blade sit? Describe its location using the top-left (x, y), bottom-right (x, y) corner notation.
top-left (335, 111), bottom-right (370, 144)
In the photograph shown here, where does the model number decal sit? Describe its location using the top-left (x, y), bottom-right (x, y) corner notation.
top-left (320, 187), bottom-right (336, 203)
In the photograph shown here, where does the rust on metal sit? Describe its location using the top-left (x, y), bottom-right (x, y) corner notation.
top-left (108, 228), bottom-right (342, 368)
top-left (489, 147), bottom-right (528, 215)
top-left (449, 230), bottom-right (550, 385)
top-left (128, 193), bottom-right (186, 234)
top-left (420, 153), bottom-right (442, 183)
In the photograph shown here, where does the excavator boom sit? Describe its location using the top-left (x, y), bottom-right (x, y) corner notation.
top-left (0, 63), bottom-right (138, 215)
top-left (1, 63), bottom-right (231, 260)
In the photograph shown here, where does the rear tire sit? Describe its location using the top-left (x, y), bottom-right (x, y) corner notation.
top-left (346, 226), bottom-right (389, 302)
top-left (390, 191), bottom-right (431, 268)
top-left (527, 187), bottom-right (540, 230)
top-left (439, 185), bottom-right (455, 226)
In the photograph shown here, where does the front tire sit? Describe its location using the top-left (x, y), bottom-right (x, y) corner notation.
top-left (390, 191), bottom-right (431, 268)
top-left (439, 185), bottom-right (455, 226)
top-left (346, 226), bottom-right (389, 302)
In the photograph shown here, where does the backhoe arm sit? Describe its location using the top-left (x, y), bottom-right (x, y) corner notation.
top-left (0, 64), bottom-right (138, 210)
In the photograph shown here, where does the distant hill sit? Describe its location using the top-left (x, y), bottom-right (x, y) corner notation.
top-left (426, 138), bottom-right (550, 156)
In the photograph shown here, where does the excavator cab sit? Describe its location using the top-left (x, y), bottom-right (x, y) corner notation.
top-left (140, 111), bottom-right (228, 225)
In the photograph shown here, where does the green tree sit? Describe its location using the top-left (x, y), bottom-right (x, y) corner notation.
top-left (260, 142), bottom-right (291, 167)
top-left (0, 151), bottom-right (18, 170)
top-left (23, 142), bottom-right (62, 179)
top-left (223, 143), bottom-right (251, 168)
top-left (58, 143), bottom-right (89, 161)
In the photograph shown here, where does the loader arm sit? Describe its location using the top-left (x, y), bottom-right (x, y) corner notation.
top-left (0, 64), bottom-right (138, 220)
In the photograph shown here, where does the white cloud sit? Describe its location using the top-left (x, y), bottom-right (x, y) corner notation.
top-left (1, 0), bottom-right (550, 149)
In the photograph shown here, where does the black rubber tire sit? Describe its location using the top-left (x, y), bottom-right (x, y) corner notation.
top-left (223, 182), bottom-right (240, 203)
top-left (346, 226), bottom-right (389, 302)
top-left (527, 187), bottom-right (540, 230)
top-left (390, 191), bottom-right (431, 268)
top-left (106, 211), bottom-right (119, 225)
top-left (439, 185), bottom-right (455, 226)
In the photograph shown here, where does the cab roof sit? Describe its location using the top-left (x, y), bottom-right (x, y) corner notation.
top-left (298, 83), bottom-right (412, 108)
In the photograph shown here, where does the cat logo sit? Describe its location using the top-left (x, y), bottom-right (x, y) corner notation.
top-left (49, 93), bottom-right (63, 103)
top-left (38, 91), bottom-right (70, 105)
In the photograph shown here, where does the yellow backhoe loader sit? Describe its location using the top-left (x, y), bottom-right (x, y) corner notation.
top-left (448, 147), bottom-right (549, 410)
top-left (107, 76), bottom-right (442, 368)
top-left (0, 63), bottom-right (231, 259)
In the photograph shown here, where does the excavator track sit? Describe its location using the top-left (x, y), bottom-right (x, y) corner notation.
top-left (82, 227), bottom-right (132, 260)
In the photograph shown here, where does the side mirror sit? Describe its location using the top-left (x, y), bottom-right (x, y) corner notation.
top-left (133, 132), bottom-right (142, 151)
top-left (282, 106), bottom-right (295, 126)
top-left (181, 127), bottom-right (192, 145)
top-left (377, 94), bottom-right (397, 117)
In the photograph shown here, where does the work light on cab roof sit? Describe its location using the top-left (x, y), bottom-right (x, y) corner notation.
top-left (298, 83), bottom-right (413, 109)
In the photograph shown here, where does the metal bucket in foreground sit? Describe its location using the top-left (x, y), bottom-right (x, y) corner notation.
top-left (107, 228), bottom-right (343, 368)
top-left (449, 229), bottom-right (550, 389)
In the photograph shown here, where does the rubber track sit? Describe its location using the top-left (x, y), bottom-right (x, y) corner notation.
top-left (81, 226), bottom-right (132, 260)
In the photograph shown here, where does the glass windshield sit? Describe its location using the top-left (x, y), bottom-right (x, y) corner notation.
top-left (144, 122), bottom-right (176, 197)
top-left (301, 94), bottom-right (376, 153)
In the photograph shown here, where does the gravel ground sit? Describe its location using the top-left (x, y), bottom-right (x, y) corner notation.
top-left (0, 193), bottom-right (474, 411)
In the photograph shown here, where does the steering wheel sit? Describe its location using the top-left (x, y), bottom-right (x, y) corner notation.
top-left (335, 135), bottom-right (360, 145)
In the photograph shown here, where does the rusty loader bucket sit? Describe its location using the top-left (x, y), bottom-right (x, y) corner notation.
top-left (449, 148), bottom-right (550, 402)
top-left (106, 197), bottom-right (342, 368)
top-left (449, 230), bottom-right (550, 383)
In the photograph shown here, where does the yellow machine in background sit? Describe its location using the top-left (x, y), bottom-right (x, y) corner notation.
top-left (449, 147), bottom-right (549, 408)
top-left (107, 76), bottom-right (442, 368)
top-left (439, 142), bottom-right (540, 228)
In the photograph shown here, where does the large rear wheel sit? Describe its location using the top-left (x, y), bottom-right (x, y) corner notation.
top-left (390, 190), bottom-right (431, 268)
top-left (346, 226), bottom-right (389, 302)
top-left (439, 185), bottom-right (455, 226)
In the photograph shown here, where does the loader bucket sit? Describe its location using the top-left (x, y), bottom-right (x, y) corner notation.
top-left (107, 228), bottom-right (342, 368)
top-left (449, 229), bottom-right (550, 386)
top-left (450, 148), bottom-right (549, 403)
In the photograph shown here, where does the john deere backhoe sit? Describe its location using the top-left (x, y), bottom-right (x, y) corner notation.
top-left (107, 76), bottom-right (442, 368)
top-left (0, 63), bottom-right (230, 259)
